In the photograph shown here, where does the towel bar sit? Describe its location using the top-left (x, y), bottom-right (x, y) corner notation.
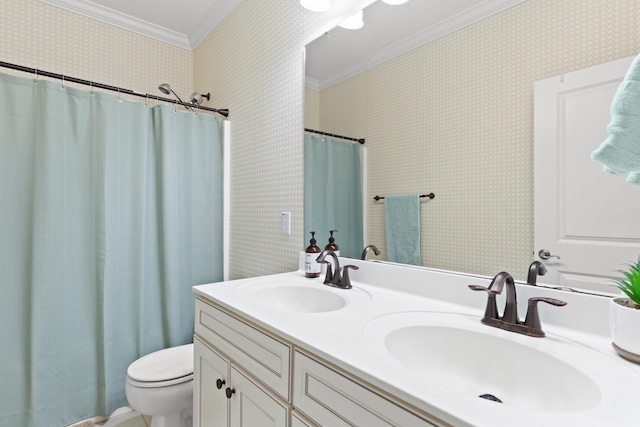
top-left (373, 193), bottom-right (435, 201)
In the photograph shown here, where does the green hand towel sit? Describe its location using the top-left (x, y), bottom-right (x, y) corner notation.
top-left (384, 195), bottom-right (420, 265)
top-left (591, 53), bottom-right (640, 182)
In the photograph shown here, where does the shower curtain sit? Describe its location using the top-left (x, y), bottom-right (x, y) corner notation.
top-left (304, 132), bottom-right (363, 258)
top-left (0, 72), bottom-right (223, 427)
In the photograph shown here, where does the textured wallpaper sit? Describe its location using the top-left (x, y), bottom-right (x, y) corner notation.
top-left (194, 0), bottom-right (374, 279)
top-left (312, 0), bottom-right (640, 279)
top-left (304, 88), bottom-right (320, 130)
top-left (0, 0), bottom-right (193, 104)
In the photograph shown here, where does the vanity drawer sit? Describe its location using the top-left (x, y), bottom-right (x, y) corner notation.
top-left (195, 298), bottom-right (291, 400)
top-left (293, 351), bottom-right (440, 427)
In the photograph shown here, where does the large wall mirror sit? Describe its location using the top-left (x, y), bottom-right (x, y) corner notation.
top-left (303, 0), bottom-right (640, 289)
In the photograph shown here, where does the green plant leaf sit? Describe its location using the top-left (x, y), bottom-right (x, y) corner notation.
top-left (617, 258), bottom-right (640, 306)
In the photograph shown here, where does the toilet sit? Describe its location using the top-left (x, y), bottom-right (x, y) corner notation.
top-left (125, 343), bottom-right (194, 427)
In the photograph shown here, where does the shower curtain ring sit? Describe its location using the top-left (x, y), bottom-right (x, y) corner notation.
top-left (60, 75), bottom-right (65, 91)
top-left (33, 69), bottom-right (38, 85)
top-left (117, 88), bottom-right (122, 103)
top-left (90, 81), bottom-right (95, 96)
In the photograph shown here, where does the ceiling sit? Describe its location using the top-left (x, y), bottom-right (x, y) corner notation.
top-left (39, 0), bottom-right (525, 86)
top-left (305, 0), bottom-right (526, 90)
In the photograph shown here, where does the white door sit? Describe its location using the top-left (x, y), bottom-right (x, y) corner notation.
top-left (534, 55), bottom-right (640, 293)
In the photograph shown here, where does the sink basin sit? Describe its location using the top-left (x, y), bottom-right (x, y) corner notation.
top-left (364, 312), bottom-right (602, 412)
top-left (247, 285), bottom-right (347, 313)
top-left (236, 276), bottom-right (371, 313)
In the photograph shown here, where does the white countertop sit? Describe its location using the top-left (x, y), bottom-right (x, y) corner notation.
top-left (193, 259), bottom-right (640, 427)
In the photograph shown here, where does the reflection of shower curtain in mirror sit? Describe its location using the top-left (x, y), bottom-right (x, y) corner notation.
top-left (0, 72), bottom-right (223, 427)
top-left (304, 133), bottom-right (363, 258)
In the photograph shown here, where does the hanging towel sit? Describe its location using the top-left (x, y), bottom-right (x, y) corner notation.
top-left (591, 53), bottom-right (640, 183)
top-left (384, 195), bottom-right (420, 265)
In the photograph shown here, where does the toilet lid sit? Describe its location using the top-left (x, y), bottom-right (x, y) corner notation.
top-left (127, 343), bottom-right (194, 383)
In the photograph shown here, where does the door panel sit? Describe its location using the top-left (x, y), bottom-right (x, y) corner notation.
top-left (534, 55), bottom-right (640, 293)
top-left (194, 337), bottom-right (229, 427)
top-left (229, 366), bottom-right (288, 427)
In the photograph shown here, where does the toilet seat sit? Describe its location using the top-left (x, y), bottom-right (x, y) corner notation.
top-left (126, 343), bottom-right (194, 388)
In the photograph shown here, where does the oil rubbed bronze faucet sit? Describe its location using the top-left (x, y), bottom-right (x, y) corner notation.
top-left (316, 250), bottom-right (359, 289)
top-left (527, 260), bottom-right (548, 286)
top-left (469, 271), bottom-right (567, 337)
top-left (360, 245), bottom-right (381, 260)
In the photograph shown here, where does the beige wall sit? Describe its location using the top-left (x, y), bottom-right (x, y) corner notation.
top-left (311, 0), bottom-right (640, 279)
top-left (194, 0), bottom-right (373, 279)
top-left (0, 0), bottom-right (192, 106)
top-left (304, 88), bottom-right (321, 130)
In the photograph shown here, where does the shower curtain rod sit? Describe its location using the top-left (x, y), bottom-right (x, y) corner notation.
top-left (305, 128), bottom-right (365, 144)
top-left (0, 61), bottom-right (229, 117)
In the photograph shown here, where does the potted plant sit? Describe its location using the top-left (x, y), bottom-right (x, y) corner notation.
top-left (611, 258), bottom-right (640, 362)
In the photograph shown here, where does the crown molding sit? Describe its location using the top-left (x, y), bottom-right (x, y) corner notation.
top-left (39, 0), bottom-right (192, 49)
top-left (305, 77), bottom-right (321, 91)
top-left (310, 0), bottom-right (527, 90)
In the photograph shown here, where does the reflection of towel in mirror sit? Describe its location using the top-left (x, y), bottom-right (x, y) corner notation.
top-left (384, 195), bottom-right (420, 265)
top-left (592, 53), bottom-right (640, 184)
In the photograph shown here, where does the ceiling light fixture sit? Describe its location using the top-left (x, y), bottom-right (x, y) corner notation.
top-left (300, 0), bottom-right (332, 12)
top-left (382, 0), bottom-right (410, 5)
top-left (339, 10), bottom-right (364, 30)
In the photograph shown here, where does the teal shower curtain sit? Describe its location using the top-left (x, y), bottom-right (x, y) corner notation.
top-left (304, 133), bottom-right (363, 258)
top-left (0, 72), bottom-right (223, 427)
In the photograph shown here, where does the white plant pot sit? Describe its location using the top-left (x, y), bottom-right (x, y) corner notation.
top-left (610, 297), bottom-right (640, 361)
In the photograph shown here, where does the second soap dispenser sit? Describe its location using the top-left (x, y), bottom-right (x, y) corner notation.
top-left (325, 230), bottom-right (340, 256)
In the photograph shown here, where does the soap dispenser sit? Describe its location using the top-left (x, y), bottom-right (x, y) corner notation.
top-left (304, 231), bottom-right (322, 278)
top-left (325, 230), bottom-right (340, 256)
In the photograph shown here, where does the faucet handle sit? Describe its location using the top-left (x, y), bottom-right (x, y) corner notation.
top-left (524, 297), bottom-right (567, 337)
top-left (340, 265), bottom-right (359, 289)
top-left (320, 261), bottom-right (334, 284)
top-left (468, 285), bottom-right (499, 321)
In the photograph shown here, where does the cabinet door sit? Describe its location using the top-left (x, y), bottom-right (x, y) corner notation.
top-left (229, 366), bottom-right (289, 427)
top-left (196, 299), bottom-right (292, 400)
top-left (194, 336), bottom-right (230, 427)
top-left (292, 411), bottom-right (318, 427)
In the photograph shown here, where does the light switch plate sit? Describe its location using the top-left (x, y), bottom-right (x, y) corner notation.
top-left (281, 212), bottom-right (291, 235)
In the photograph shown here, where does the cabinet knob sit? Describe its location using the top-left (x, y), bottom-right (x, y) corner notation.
top-left (225, 387), bottom-right (236, 399)
top-left (216, 378), bottom-right (225, 390)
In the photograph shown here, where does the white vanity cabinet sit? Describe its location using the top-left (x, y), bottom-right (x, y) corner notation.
top-left (193, 336), bottom-right (228, 426)
top-left (293, 351), bottom-right (439, 427)
top-left (193, 266), bottom-right (640, 427)
top-left (193, 337), bottom-right (289, 427)
top-left (194, 298), bottom-right (291, 427)
top-left (194, 295), bottom-right (445, 427)
top-left (291, 411), bottom-right (318, 427)
top-left (228, 365), bottom-right (289, 427)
